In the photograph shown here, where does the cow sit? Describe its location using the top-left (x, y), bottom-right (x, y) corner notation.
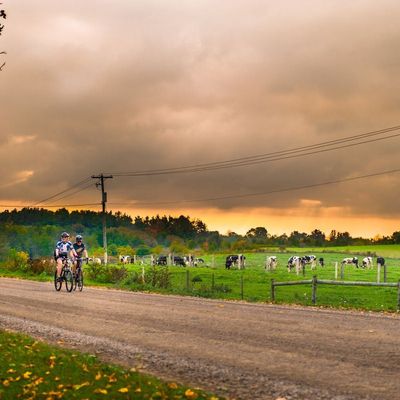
top-left (119, 255), bottom-right (131, 264)
top-left (341, 257), bottom-right (359, 268)
top-left (362, 256), bottom-right (373, 269)
top-left (265, 256), bottom-right (278, 271)
top-left (156, 255), bottom-right (186, 267)
top-left (377, 256), bottom-right (385, 266)
top-left (184, 256), bottom-right (205, 267)
top-left (318, 257), bottom-right (325, 267)
top-left (88, 257), bottom-right (101, 265)
top-left (301, 255), bottom-right (317, 269)
top-left (287, 256), bottom-right (301, 273)
top-left (225, 254), bottom-right (246, 269)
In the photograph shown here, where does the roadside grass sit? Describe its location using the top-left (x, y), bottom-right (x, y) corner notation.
top-left (1, 246), bottom-right (400, 312)
top-left (0, 329), bottom-right (220, 400)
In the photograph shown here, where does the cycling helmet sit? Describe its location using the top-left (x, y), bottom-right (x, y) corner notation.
top-left (61, 232), bottom-right (70, 238)
top-left (76, 235), bottom-right (83, 241)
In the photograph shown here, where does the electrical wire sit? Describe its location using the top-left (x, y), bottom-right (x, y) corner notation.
top-left (107, 167), bottom-right (400, 206)
top-left (105, 125), bottom-right (400, 177)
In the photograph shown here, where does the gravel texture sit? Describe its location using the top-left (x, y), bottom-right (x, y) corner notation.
top-left (1, 277), bottom-right (399, 399)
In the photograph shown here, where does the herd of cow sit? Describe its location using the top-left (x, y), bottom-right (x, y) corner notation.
top-left (264, 255), bottom-right (385, 272)
top-left (118, 253), bottom-right (385, 271)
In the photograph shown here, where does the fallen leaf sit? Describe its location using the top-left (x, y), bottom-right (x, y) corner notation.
top-left (118, 387), bottom-right (129, 393)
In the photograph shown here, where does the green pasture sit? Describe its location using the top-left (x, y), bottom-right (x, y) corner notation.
top-left (1, 245), bottom-right (400, 312)
top-left (0, 330), bottom-right (219, 400)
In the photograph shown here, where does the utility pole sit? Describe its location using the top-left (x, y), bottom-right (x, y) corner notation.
top-left (92, 174), bottom-right (113, 264)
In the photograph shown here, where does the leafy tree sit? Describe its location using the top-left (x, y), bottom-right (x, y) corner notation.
top-left (245, 227), bottom-right (268, 244)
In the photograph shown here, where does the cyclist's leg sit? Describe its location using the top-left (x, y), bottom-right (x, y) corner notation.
top-left (56, 257), bottom-right (63, 278)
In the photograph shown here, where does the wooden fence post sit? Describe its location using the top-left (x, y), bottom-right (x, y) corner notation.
top-left (133, 255), bottom-right (137, 265)
top-left (384, 264), bottom-right (387, 283)
top-left (211, 272), bottom-right (215, 292)
top-left (212, 254), bottom-right (215, 269)
top-left (312, 275), bottom-right (317, 305)
top-left (302, 262), bottom-right (305, 277)
top-left (377, 263), bottom-right (381, 283)
top-left (397, 280), bottom-right (400, 312)
top-left (340, 263), bottom-right (344, 280)
top-left (271, 279), bottom-right (275, 302)
top-left (151, 254), bottom-right (154, 266)
top-left (186, 269), bottom-right (190, 291)
top-left (141, 266), bottom-right (145, 284)
top-left (335, 262), bottom-right (338, 280)
top-left (240, 273), bottom-right (244, 300)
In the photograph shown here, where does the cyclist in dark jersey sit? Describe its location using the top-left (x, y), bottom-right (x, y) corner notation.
top-left (55, 232), bottom-right (77, 280)
top-left (73, 235), bottom-right (88, 273)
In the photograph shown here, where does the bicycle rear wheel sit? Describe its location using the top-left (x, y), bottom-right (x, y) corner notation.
top-left (64, 270), bottom-right (74, 292)
top-left (54, 270), bottom-right (62, 291)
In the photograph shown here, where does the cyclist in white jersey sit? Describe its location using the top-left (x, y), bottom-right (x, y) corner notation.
top-left (55, 232), bottom-right (77, 280)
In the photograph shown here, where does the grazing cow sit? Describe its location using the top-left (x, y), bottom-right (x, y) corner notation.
top-left (362, 256), bottom-right (373, 269)
top-left (265, 256), bottom-right (278, 271)
top-left (156, 255), bottom-right (186, 267)
top-left (88, 257), bottom-right (101, 265)
top-left (318, 257), bottom-right (325, 267)
top-left (184, 256), bottom-right (205, 267)
top-left (119, 255), bottom-right (131, 264)
top-left (377, 256), bottom-right (385, 266)
top-left (225, 254), bottom-right (246, 269)
top-left (287, 256), bottom-right (301, 273)
top-left (301, 255), bottom-right (317, 269)
top-left (341, 257), bottom-right (359, 268)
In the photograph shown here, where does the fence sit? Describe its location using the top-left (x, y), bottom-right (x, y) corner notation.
top-left (271, 275), bottom-right (400, 311)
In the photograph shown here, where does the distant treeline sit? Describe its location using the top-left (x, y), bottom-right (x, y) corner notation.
top-left (0, 208), bottom-right (399, 259)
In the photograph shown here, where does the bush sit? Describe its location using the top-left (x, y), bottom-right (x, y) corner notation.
top-left (4, 249), bottom-right (29, 272)
top-left (27, 259), bottom-right (54, 275)
top-left (85, 264), bottom-right (128, 283)
top-left (146, 266), bottom-right (171, 288)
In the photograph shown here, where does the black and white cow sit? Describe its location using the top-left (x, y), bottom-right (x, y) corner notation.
top-left (301, 255), bottom-right (317, 269)
top-left (318, 257), bottom-right (325, 267)
top-left (119, 255), bottom-right (131, 264)
top-left (225, 254), bottom-right (246, 269)
top-left (341, 257), bottom-right (359, 268)
top-left (265, 256), bottom-right (278, 271)
top-left (183, 256), bottom-right (205, 267)
top-left (156, 255), bottom-right (186, 266)
top-left (287, 256), bottom-right (301, 273)
top-left (362, 256), bottom-right (373, 269)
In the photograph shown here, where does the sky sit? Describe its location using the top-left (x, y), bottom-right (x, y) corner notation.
top-left (1, 0), bottom-right (400, 237)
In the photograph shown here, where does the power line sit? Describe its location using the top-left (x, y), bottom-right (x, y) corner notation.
top-left (105, 125), bottom-right (400, 177)
top-left (0, 203), bottom-right (101, 209)
top-left (107, 167), bottom-right (400, 206)
top-left (32, 177), bottom-right (92, 206)
top-left (39, 181), bottom-right (95, 206)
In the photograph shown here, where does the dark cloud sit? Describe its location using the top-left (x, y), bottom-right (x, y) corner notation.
top-left (1, 0), bottom-right (400, 231)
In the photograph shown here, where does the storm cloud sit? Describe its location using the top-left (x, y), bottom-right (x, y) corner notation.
top-left (1, 0), bottom-right (400, 235)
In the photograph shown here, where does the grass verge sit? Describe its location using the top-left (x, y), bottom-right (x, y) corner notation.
top-left (0, 329), bottom-right (220, 400)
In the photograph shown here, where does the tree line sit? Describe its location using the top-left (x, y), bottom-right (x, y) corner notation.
top-left (0, 208), bottom-right (399, 260)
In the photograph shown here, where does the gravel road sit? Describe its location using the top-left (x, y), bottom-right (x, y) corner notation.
top-left (0, 277), bottom-right (399, 400)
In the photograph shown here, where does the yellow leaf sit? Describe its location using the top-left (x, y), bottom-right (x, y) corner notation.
top-left (49, 356), bottom-right (56, 360)
top-left (82, 364), bottom-right (89, 372)
top-left (3, 380), bottom-right (10, 387)
top-left (57, 384), bottom-right (64, 389)
top-left (209, 397), bottom-right (219, 400)
top-left (23, 371), bottom-right (32, 379)
top-left (135, 388), bottom-right (142, 393)
top-left (118, 387), bottom-right (129, 393)
top-left (54, 377), bottom-right (60, 381)
top-left (168, 382), bottom-right (178, 389)
top-left (73, 382), bottom-right (90, 390)
top-left (185, 389), bottom-right (198, 399)
top-left (93, 388), bottom-right (108, 394)
top-left (108, 374), bottom-right (117, 383)
top-left (34, 377), bottom-right (44, 385)
top-left (95, 372), bottom-right (102, 381)
top-left (7, 369), bottom-right (16, 373)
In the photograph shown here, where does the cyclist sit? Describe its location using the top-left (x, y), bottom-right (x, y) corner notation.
top-left (55, 232), bottom-right (77, 280)
top-left (73, 234), bottom-right (88, 273)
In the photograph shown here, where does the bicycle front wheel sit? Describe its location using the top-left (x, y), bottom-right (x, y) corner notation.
top-left (54, 270), bottom-right (62, 291)
top-left (64, 270), bottom-right (74, 292)
top-left (76, 269), bottom-right (84, 292)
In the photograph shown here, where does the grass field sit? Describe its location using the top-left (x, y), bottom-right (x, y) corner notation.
top-left (1, 245), bottom-right (400, 312)
top-left (0, 330), bottom-right (220, 400)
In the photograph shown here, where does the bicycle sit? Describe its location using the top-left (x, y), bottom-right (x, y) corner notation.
top-left (73, 257), bottom-right (86, 291)
top-left (54, 256), bottom-right (74, 292)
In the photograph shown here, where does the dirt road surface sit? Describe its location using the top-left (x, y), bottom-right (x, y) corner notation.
top-left (0, 277), bottom-right (399, 399)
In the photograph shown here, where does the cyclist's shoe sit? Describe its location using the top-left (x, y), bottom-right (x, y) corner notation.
top-left (56, 277), bottom-right (63, 282)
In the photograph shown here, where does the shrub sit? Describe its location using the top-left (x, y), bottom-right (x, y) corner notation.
top-left (146, 266), bottom-right (171, 288)
top-left (85, 264), bottom-right (128, 283)
top-left (4, 249), bottom-right (29, 272)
